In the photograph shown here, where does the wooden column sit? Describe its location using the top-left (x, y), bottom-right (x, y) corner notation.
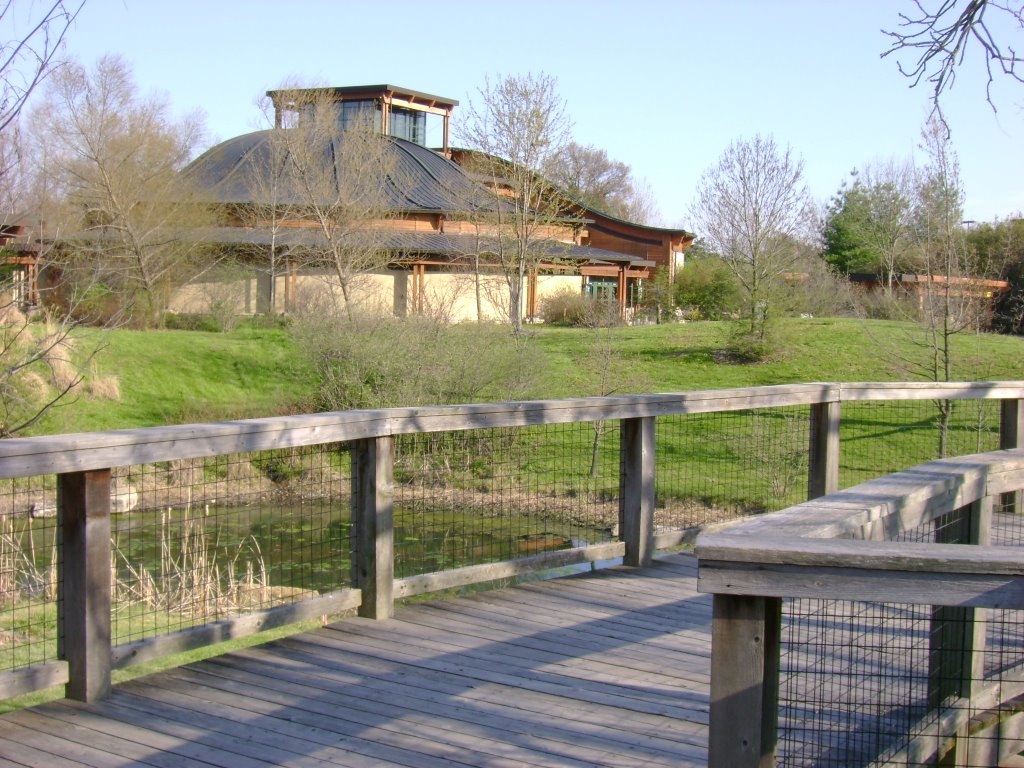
top-left (617, 266), bottom-right (627, 319)
top-left (709, 594), bottom-right (781, 768)
top-left (413, 263), bottom-right (426, 315)
top-left (352, 436), bottom-right (395, 620)
top-left (285, 257), bottom-right (297, 314)
top-left (929, 497), bottom-right (991, 715)
top-left (807, 401), bottom-right (840, 500)
top-left (1001, 398), bottom-right (1023, 514)
top-left (619, 416), bottom-right (655, 567)
top-left (58, 469), bottom-right (112, 702)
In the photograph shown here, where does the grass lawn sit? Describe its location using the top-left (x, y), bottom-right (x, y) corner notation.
top-left (34, 316), bottom-right (1024, 435)
top-left (532, 317), bottom-right (1024, 397)
top-left (39, 323), bottom-right (312, 434)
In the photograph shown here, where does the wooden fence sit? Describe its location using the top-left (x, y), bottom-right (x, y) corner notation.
top-left (698, 420), bottom-right (1024, 765)
top-left (0, 380), bottom-right (1022, 717)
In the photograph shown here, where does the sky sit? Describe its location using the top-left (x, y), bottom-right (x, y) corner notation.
top-left (27, 0), bottom-right (1024, 227)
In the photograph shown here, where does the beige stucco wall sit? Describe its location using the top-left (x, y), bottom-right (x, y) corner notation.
top-left (170, 268), bottom-right (586, 323)
top-left (535, 274), bottom-right (583, 306)
top-left (288, 270), bottom-right (396, 316)
top-left (169, 278), bottom-right (261, 314)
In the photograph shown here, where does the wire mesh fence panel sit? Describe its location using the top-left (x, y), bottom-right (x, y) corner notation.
top-left (840, 399), bottom-right (1002, 490)
top-left (0, 476), bottom-right (59, 673)
top-left (392, 424), bottom-right (617, 578)
top-left (111, 445), bottom-right (351, 646)
top-left (780, 598), bottom-right (940, 767)
top-left (782, 599), bottom-right (1024, 767)
top-left (655, 407), bottom-right (812, 531)
top-left (780, 496), bottom-right (1024, 767)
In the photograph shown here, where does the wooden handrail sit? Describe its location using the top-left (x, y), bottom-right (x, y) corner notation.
top-left (0, 381), bottom-right (1019, 479)
top-left (697, 448), bottom-right (1024, 607)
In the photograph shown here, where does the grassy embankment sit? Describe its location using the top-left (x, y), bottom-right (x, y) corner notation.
top-left (33, 315), bottom-right (1024, 511)
top-left (38, 316), bottom-right (1024, 435)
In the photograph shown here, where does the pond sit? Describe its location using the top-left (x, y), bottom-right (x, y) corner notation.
top-left (105, 500), bottom-right (612, 596)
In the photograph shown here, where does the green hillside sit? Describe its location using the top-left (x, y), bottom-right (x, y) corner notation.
top-left (35, 317), bottom-right (1024, 436)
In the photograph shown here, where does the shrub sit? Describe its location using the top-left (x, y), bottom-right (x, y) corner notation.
top-left (540, 288), bottom-right (619, 327)
top-left (540, 289), bottom-right (588, 326)
top-left (290, 314), bottom-right (546, 411)
top-left (726, 330), bottom-right (776, 363)
top-left (674, 257), bottom-right (740, 319)
top-left (162, 313), bottom-right (227, 333)
top-left (69, 282), bottom-right (123, 326)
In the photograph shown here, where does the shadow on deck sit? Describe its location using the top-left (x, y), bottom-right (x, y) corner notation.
top-left (0, 554), bottom-right (711, 768)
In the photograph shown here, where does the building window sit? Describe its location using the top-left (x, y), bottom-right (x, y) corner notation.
top-left (388, 106), bottom-right (426, 145)
top-left (584, 277), bottom-right (617, 300)
top-left (339, 100), bottom-right (382, 132)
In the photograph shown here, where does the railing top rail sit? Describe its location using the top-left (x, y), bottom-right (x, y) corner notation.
top-left (0, 380), bottom-right (1021, 479)
top-left (696, 447), bottom-right (1024, 607)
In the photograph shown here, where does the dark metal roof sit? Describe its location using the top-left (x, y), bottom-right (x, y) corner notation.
top-left (161, 227), bottom-right (655, 267)
top-left (181, 131), bottom-right (498, 215)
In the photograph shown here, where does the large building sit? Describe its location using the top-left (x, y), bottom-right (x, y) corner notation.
top-left (173, 83), bottom-right (694, 322)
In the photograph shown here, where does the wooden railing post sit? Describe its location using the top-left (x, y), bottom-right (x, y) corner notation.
top-left (928, 496), bottom-right (991, 764)
top-left (619, 416), bottom-right (655, 568)
top-left (709, 594), bottom-right (781, 768)
top-left (1001, 398), bottom-right (1023, 514)
top-left (808, 400), bottom-right (840, 500)
top-left (352, 436), bottom-right (395, 620)
top-left (57, 469), bottom-right (112, 702)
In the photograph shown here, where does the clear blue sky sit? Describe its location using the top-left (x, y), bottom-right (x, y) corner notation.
top-left (45, 0), bottom-right (1024, 226)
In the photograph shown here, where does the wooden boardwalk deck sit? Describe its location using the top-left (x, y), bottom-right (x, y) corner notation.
top-left (0, 553), bottom-right (711, 768)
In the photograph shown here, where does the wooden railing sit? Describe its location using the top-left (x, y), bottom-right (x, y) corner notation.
top-left (697, 446), bottom-right (1024, 767)
top-left (0, 381), bottom-right (1022, 710)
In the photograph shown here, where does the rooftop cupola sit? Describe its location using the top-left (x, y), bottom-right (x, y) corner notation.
top-left (265, 84), bottom-right (458, 153)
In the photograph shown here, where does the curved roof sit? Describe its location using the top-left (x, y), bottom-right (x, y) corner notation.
top-left (182, 130), bottom-right (499, 215)
top-left (169, 227), bottom-right (655, 268)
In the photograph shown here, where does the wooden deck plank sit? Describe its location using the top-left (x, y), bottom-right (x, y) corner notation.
top-left (403, 597), bottom-right (712, 673)
top-left (1, 709), bottom-right (200, 768)
top-left (0, 716), bottom-right (142, 768)
top-left (472, 585), bottom-right (713, 649)
top-left (118, 676), bottom-right (530, 768)
top-left (193, 651), bottom-right (704, 765)
top-left (153, 665), bottom-right (668, 768)
top-left (195, 650), bottom-right (704, 763)
top-left (0, 553), bottom-right (710, 768)
top-left (0, 731), bottom-right (96, 768)
top-left (342, 606), bottom-right (711, 689)
top-left (144, 667), bottom-right (621, 768)
top-left (300, 623), bottom-right (707, 719)
top-left (49, 697), bottom-right (303, 768)
top-left (216, 640), bottom-right (706, 744)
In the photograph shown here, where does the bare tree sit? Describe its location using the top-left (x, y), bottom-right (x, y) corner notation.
top-left (0, 1), bottom-right (105, 436)
top-left (689, 134), bottom-right (814, 354)
top-left (0, 135), bottom-right (103, 436)
top-left (545, 141), bottom-right (660, 224)
top-left (456, 72), bottom-right (574, 334)
top-left (882, 0), bottom-right (1024, 115)
top-left (0, 1), bottom-right (85, 136)
top-left (269, 88), bottom-right (406, 320)
top-left (40, 55), bottom-right (209, 326)
top-left (244, 94), bottom-right (304, 315)
top-left (908, 119), bottom-right (986, 377)
top-left (858, 119), bottom-right (993, 454)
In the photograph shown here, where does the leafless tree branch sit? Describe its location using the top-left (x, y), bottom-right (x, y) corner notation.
top-left (882, 0), bottom-right (1024, 116)
top-left (0, 1), bottom-right (85, 134)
